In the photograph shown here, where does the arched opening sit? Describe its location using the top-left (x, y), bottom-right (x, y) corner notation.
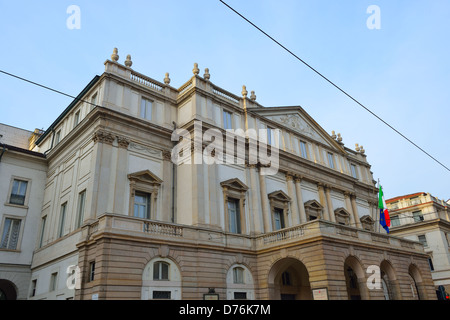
top-left (408, 264), bottom-right (427, 300)
top-left (226, 264), bottom-right (255, 300)
top-left (268, 258), bottom-right (312, 300)
top-left (141, 257), bottom-right (182, 300)
top-left (0, 279), bottom-right (17, 300)
top-left (344, 256), bottom-right (369, 300)
top-left (380, 260), bottom-right (401, 300)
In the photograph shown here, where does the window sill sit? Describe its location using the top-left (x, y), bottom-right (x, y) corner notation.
top-left (0, 248), bottom-right (21, 252)
top-left (4, 202), bottom-right (29, 209)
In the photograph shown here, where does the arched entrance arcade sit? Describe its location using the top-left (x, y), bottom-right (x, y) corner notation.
top-left (267, 257), bottom-right (312, 300)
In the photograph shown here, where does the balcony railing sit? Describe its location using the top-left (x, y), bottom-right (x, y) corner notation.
top-left (86, 214), bottom-right (424, 254)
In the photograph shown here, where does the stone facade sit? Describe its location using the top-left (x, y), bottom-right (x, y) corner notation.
top-left (0, 48), bottom-right (436, 300)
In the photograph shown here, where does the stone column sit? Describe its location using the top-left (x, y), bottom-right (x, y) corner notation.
top-left (350, 194), bottom-right (362, 228)
top-left (324, 185), bottom-right (335, 223)
top-left (317, 183), bottom-right (330, 221)
top-left (259, 169), bottom-right (271, 232)
top-left (295, 177), bottom-right (307, 224)
top-left (286, 173), bottom-right (300, 226)
top-left (248, 164), bottom-right (263, 234)
top-left (344, 192), bottom-right (356, 226)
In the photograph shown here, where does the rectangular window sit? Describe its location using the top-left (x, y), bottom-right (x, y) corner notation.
top-left (350, 164), bottom-right (358, 178)
top-left (227, 199), bottom-right (241, 234)
top-left (49, 272), bottom-right (58, 291)
top-left (9, 179), bottom-right (28, 206)
top-left (30, 279), bottom-right (37, 297)
top-left (134, 191), bottom-right (151, 219)
top-left (58, 203), bottom-right (67, 238)
top-left (153, 262), bottom-right (169, 281)
top-left (413, 211), bottom-right (424, 222)
top-left (233, 268), bottom-right (244, 284)
top-left (76, 190), bottom-right (86, 229)
top-left (391, 215), bottom-right (400, 227)
top-left (1, 218), bottom-right (21, 250)
top-left (327, 152), bottom-right (335, 169)
top-left (153, 291), bottom-right (171, 299)
top-left (233, 292), bottom-right (247, 300)
top-left (140, 98), bottom-right (152, 120)
top-left (300, 141), bottom-right (308, 158)
top-left (418, 235), bottom-right (428, 247)
top-left (428, 258), bottom-right (434, 271)
top-left (266, 126), bottom-right (278, 147)
top-left (55, 130), bottom-right (62, 145)
top-left (89, 261), bottom-right (95, 282)
top-left (73, 110), bottom-right (80, 128)
top-left (39, 216), bottom-right (46, 248)
top-left (223, 110), bottom-right (233, 129)
top-left (273, 208), bottom-right (285, 230)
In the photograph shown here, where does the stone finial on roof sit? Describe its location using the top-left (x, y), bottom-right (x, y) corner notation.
top-left (193, 63), bottom-right (199, 75)
top-left (250, 91), bottom-right (256, 101)
top-left (337, 133), bottom-right (342, 143)
top-left (360, 145), bottom-right (365, 154)
top-left (331, 131), bottom-right (337, 139)
top-left (204, 68), bottom-right (210, 80)
top-left (355, 143), bottom-right (360, 152)
top-left (164, 73), bottom-right (171, 85)
top-left (124, 54), bottom-right (132, 67)
top-left (111, 48), bottom-right (119, 62)
top-left (242, 85), bottom-right (248, 98)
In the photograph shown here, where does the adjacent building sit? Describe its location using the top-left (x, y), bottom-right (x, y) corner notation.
top-left (0, 48), bottom-right (437, 300)
top-left (386, 192), bottom-right (450, 298)
top-left (0, 125), bottom-right (47, 299)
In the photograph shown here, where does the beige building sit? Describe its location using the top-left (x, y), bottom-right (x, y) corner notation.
top-left (386, 192), bottom-right (450, 298)
top-left (0, 125), bottom-right (47, 300)
top-left (0, 49), bottom-right (436, 300)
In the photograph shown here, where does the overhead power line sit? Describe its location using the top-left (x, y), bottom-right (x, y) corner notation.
top-left (0, 69), bottom-right (99, 109)
top-left (218, 0), bottom-right (450, 173)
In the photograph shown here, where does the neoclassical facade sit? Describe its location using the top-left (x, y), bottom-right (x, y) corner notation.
top-left (1, 49), bottom-right (436, 300)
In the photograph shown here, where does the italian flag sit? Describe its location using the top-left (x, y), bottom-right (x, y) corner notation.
top-left (378, 185), bottom-right (390, 233)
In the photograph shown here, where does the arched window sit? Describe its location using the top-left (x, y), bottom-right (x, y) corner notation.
top-left (153, 261), bottom-right (169, 281)
top-left (142, 258), bottom-right (182, 300)
top-left (226, 264), bottom-right (255, 300)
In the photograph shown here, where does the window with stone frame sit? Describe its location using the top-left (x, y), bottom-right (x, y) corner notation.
top-left (8, 178), bottom-right (29, 206)
top-left (334, 207), bottom-right (351, 226)
top-left (360, 215), bottom-right (375, 231)
top-left (220, 178), bottom-right (249, 234)
top-left (268, 190), bottom-right (291, 231)
top-left (303, 199), bottom-right (323, 221)
top-left (128, 170), bottom-right (162, 220)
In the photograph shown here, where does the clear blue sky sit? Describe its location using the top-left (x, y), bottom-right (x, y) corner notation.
top-left (1, 0), bottom-right (449, 201)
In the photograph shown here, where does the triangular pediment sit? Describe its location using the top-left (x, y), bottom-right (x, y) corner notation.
top-left (250, 106), bottom-right (346, 153)
top-left (334, 207), bottom-right (351, 218)
top-left (268, 190), bottom-right (291, 202)
top-left (360, 215), bottom-right (375, 224)
top-left (304, 199), bottom-right (323, 209)
top-left (127, 170), bottom-right (162, 185)
top-left (220, 178), bottom-right (249, 191)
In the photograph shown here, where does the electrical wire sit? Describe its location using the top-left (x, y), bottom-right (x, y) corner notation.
top-left (0, 69), bottom-right (99, 109)
top-left (218, 0), bottom-right (450, 173)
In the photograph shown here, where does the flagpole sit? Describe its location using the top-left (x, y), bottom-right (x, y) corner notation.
top-left (377, 178), bottom-right (380, 233)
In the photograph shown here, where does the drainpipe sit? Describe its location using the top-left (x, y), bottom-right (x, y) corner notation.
top-left (171, 121), bottom-right (177, 223)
